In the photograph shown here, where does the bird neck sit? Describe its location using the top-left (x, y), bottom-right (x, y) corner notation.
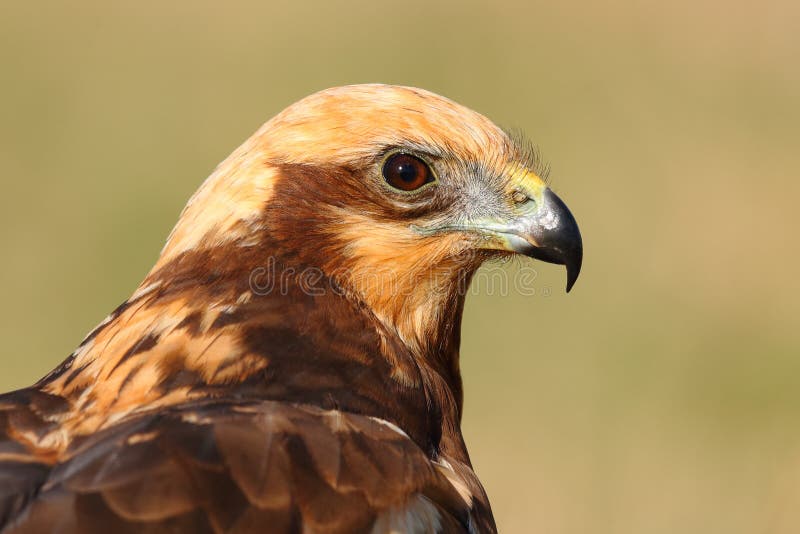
top-left (39, 240), bottom-right (477, 464)
top-left (241, 243), bottom-right (478, 461)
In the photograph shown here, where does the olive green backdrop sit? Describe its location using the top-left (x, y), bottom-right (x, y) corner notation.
top-left (1, 1), bottom-right (799, 532)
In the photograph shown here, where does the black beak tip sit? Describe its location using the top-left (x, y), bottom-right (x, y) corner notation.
top-left (565, 247), bottom-right (582, 293)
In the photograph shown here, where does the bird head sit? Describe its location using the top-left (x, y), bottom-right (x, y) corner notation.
top-left (152, 84), bottom-right (582, 351)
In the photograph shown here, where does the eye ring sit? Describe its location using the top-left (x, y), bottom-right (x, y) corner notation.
top-left (381, 152), bottom-right (436, 192)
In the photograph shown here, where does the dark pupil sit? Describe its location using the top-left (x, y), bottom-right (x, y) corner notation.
top-left (395, 159), bottom-right (419, 183)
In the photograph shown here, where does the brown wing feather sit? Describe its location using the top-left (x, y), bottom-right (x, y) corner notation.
top-left (0, 389), bottom-right (70, 527)
top-left (2, 399), bottom-right (474, 533)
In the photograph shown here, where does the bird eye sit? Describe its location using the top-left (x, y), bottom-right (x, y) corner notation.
top-left (382, 153), bottom-right (434, 192)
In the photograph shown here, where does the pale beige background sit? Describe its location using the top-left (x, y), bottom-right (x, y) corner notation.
top-left (1, 1), bottom-right (799, 532)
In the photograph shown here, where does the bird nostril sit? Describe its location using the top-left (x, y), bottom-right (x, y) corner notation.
top-left (511, 189), bottom-right (532, 205)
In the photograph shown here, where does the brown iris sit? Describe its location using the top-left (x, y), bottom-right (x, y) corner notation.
top-left (382, 153), bottom-right (434, 191)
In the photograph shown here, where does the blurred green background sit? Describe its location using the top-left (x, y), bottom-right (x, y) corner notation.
top-left (1, 1), bottom-right (799, 532)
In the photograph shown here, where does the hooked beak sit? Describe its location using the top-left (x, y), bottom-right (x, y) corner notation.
top-left (505, 188), bottom-right (583, 292)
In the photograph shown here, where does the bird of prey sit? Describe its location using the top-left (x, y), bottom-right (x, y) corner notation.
top-left (0, 85), bottom-right (582, 533)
